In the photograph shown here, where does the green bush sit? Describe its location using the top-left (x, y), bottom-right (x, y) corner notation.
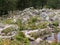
top-left (15, 32), bottom-right (30, 45)
top-left (52, 20), bottom-right (59, 27)
top-left (15, 32), bottom-right (25, 41)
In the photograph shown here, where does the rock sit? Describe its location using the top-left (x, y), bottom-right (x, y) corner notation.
top-left (35, 38), bottom-right (43, 43)
top-left (43, 37), bottom-right (47, 40)
top-left (46, 40), bottom-right (53, 43)
top-left (9, 7), bottom-right (60, 24)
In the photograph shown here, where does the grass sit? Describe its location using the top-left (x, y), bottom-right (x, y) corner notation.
top-left (1, 19), bottom-right (14, 24)
top-left (1, 27), bottom-right (15, 35)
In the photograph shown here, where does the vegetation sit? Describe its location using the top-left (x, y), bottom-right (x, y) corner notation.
top-left (29, 29), bottom-right (51, 39)
top-left (50, 42), bottom-right (60, 45)
top-left (15, 32), bottom-right (30, 45)
top-left (0, 32), bottom-right (30, 45)
top-left (0, 0), bottom-right (60, 45)
top-left (1, 19), bottom-right (14, 24)
top-left (38, 21), bottom-right (49, 29)
top-left (1, 27), bottom-right (15, 35)
top-left (0, 0), bottom-right (17, 15)
top-left (0, 0), bottom-right (60, 15)
top-left (52, 20), bottom-right (59, 27)
top-left (15, 16), bottom-right (49, 30)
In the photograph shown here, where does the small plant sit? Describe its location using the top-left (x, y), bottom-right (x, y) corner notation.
top-left (1, 27), bottom-right (15, 35)
top-left (30, 16), bottom-right (38, 22)
top-left (15, 32), bottom-right (30, 45)
top-left (38, 21), bottom-right (48, 29)
top-left (16, 19), bottom-right (24, 30)
top-left (29, 32), bottom-right (39, 39)
top-left (52, 20), bottom-right (59, 27)
top-left (2, 19), bottom-right (14, 24)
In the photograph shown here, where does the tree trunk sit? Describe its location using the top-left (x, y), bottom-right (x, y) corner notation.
top-left (54, 33), bottom-right (58, 43)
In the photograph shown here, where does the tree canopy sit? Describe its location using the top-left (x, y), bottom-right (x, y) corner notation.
top-left (0, 0), bottom-right (60, 15)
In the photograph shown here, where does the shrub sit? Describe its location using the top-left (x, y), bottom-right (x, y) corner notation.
top-left (15, 32), bottom-right (30, 45)
top-left (38, 21), bottom-right (48, 29)
top-left (52, 20), bottom-right (59, 27)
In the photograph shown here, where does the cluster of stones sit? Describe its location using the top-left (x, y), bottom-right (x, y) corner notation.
top-left (0, 7), bottom-right (60, 44)
top-left (8, 7), bottom-right (60, 26)
top-left (1, 7), bottom-right (59, 39)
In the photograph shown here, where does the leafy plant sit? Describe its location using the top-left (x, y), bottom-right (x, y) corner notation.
top-left (52, 20), bottom-right (59, 27)
top-left (15, 32), bottom-right (30, 45)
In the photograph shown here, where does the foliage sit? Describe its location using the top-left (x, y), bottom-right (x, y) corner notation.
top-left (29, 32), bottom-right (39, 39)
top-left (53, 27), bottom-right (60, 33)
top-left (16, 19), bottom-right (26, 30)
top-left (26, 16), bottom-right (43, 30)
top-left (2, 19), bottom-right (14, 24)
top-left (0, 39), bottom-right (3, 45)
top-left (51, 42), bottom-right (60, 45)
top-left (52, 20), bottom-right (59, 27)
top-left (16, 17), bottom-right (49, 30)
top-left (46, 0), bottom-right (60, 9)
top-left (1, 0), bottom-right (60, 15)
top-left (38, 21), bottom-right (48, 29)
top-left (1, 27), bottom-right (15, 35)
top-left (0, 0), bottom-right (17, 15)
top-left (15, 32), bottom-right (30, 45)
